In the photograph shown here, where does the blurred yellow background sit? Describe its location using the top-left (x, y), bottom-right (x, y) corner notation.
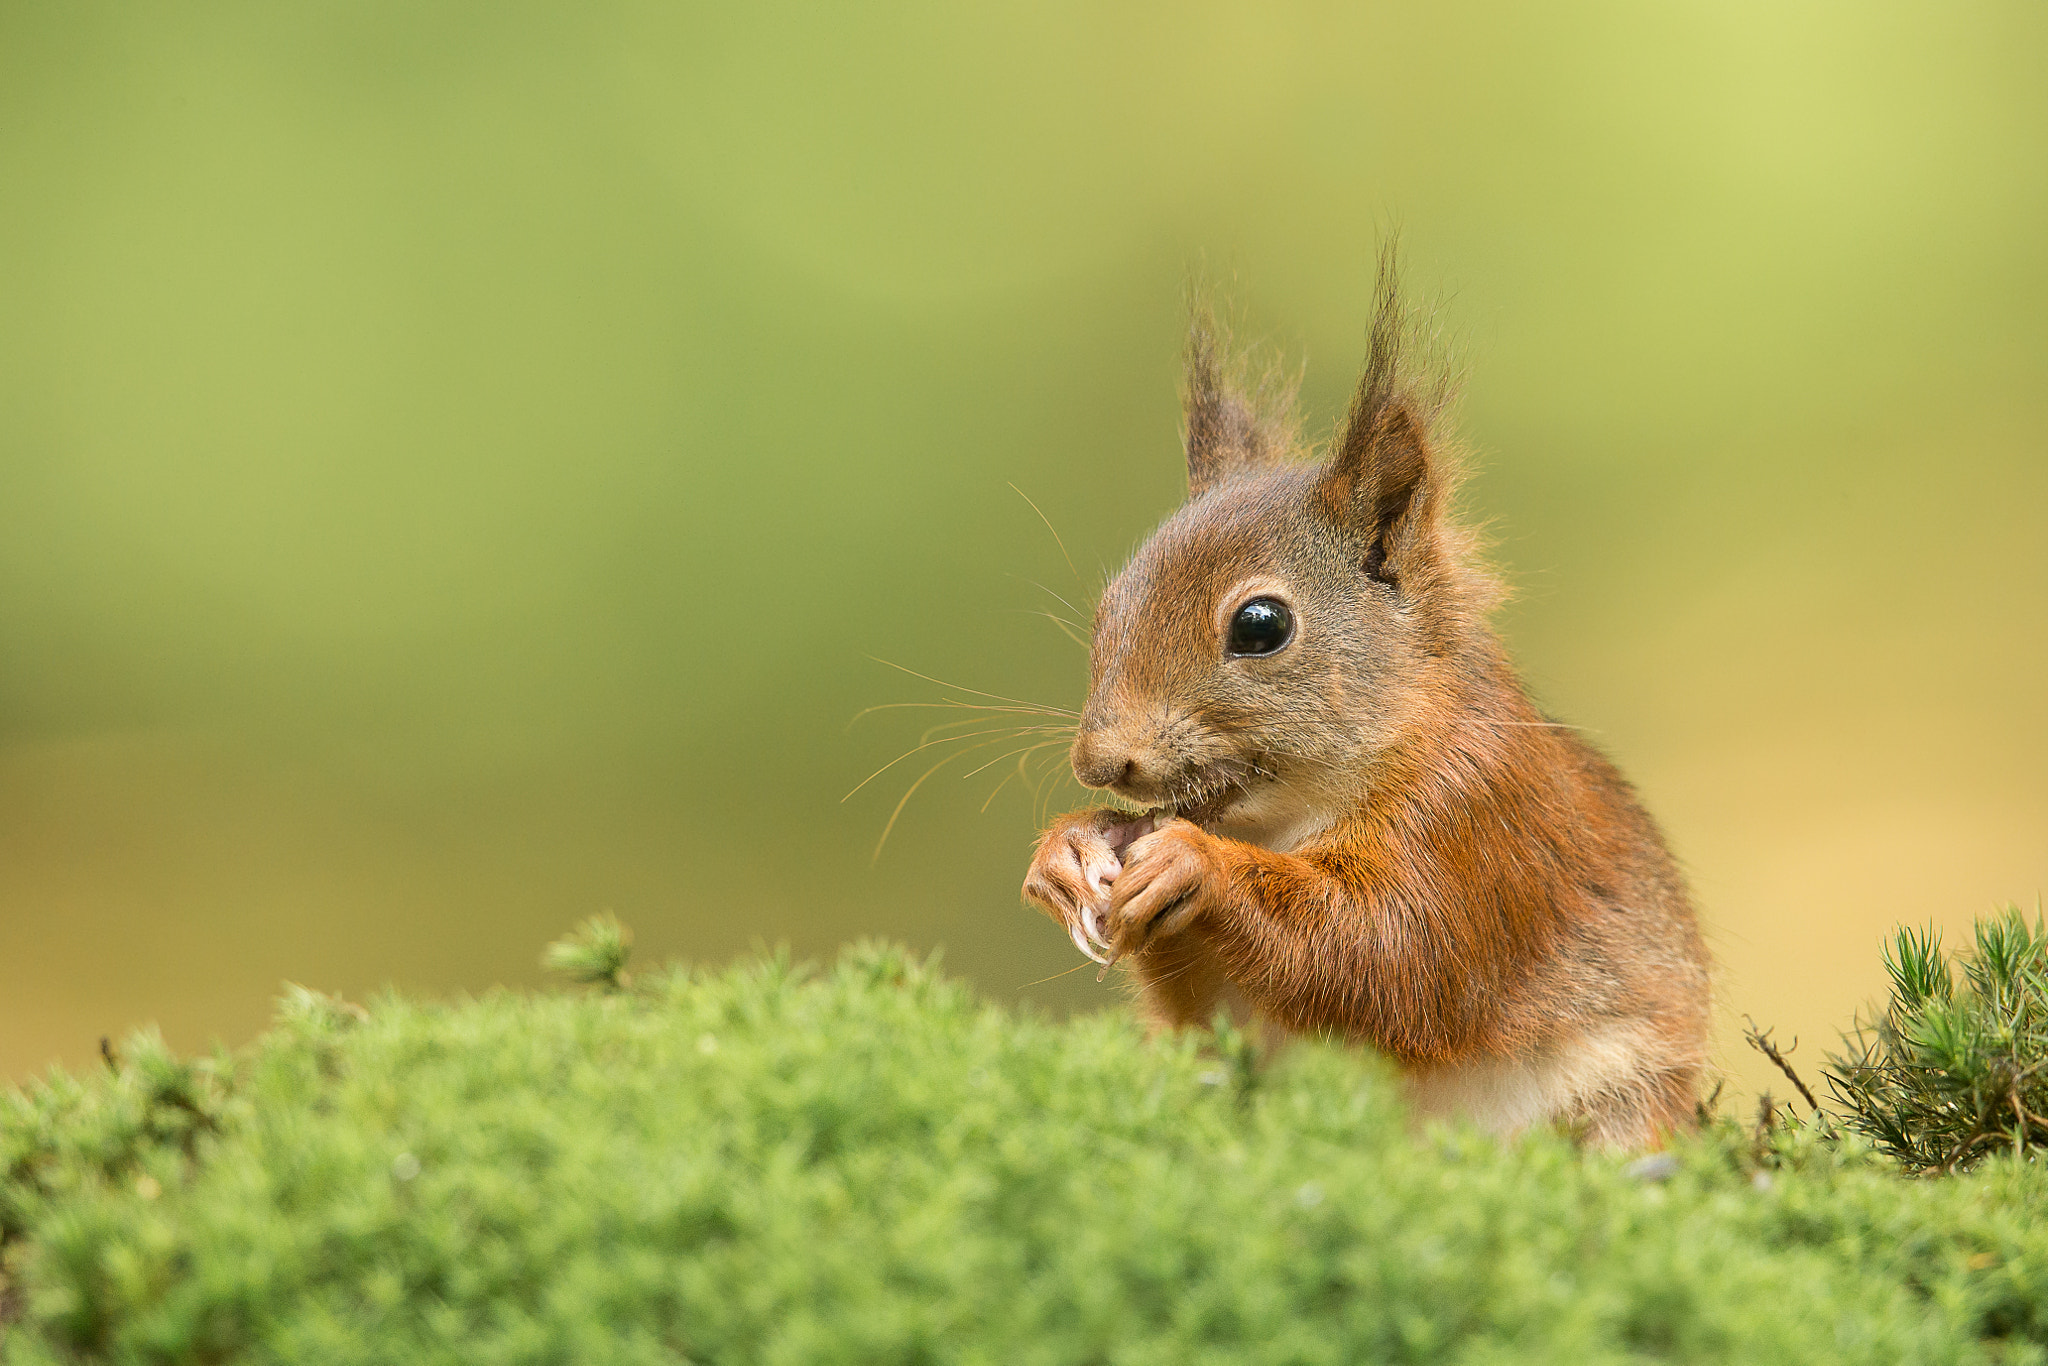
top-left (3, 1), bottom-right (2043, 1109)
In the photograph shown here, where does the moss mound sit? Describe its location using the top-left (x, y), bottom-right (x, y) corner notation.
top-left (4, 941), bottom-right (2048, 1365)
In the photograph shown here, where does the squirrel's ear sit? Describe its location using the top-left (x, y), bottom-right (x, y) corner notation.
top-left (1319, 247), bottom-right (1442, 583)
top-left (1182, 309), bottom-right (1296, 499)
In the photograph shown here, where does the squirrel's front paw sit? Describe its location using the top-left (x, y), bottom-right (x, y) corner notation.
top-left (1023, 809), bottom-right (1143, 964)
top-left (1103, 818), bottom-right (1223, 963)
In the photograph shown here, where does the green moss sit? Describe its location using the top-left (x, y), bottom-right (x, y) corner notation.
top-left (4, 939), bottom-right (2047, 1365)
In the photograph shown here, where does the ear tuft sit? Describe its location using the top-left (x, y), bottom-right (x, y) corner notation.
top-left (1321, 242), bottom-right (1450, 581)
top-left (1182, 302), bottom-right (1299, 499)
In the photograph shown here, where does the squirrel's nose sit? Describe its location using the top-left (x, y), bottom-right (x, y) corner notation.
top-left (1071, 733), bottom-right (1134, 791)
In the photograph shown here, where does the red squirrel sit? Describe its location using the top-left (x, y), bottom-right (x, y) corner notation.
top-left (1021, 252), bottom-right (1711, 1148)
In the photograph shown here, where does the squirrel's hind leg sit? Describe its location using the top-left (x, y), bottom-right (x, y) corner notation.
top-left (1572, 1061), bottom-right (1706, 1151)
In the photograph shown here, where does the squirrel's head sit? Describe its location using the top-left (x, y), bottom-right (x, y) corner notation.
top-left (1072, 252), bottom-right (1498, 846)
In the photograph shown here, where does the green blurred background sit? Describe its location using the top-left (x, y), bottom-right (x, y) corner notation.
top-left (3, 0), bottom-right (2044, 1106)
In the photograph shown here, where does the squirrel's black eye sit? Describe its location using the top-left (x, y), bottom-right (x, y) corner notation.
top-left (1226, 597), bottom-right (1293, 657)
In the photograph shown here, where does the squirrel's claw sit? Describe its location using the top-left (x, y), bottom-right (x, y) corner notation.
top-left (1082, 905), bottom-right (1114, 955)
top-left (1070, 920), bottom-right (1109, 965)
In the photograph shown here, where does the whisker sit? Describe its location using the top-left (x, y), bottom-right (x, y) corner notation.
top-left (1004, 573), bottom-right (1090, 624)
top-left (1007, 482), bottom-right (1083, 588)
top-left (1014, 606), bottom-right (1081, 631)
top-left (980, 755), bottom-right (1033, 813)
top-left (842, 727), bottom-right (1026, 803)
top-left (978, 744), bottom-right (1057, 814)
top-left (865, 657), bottom-right (1080, 717)
top-left (1018, 609), bottom-right (1090, 651)
top-left (1019, 959), bottom-right (1098, 989)
top-left (1024, 753), bottom-right (1053, 827)
top-left (916, 716), bottom-right (1018, 744)
top-left (959, 738), bottom-right (1070, 781)
top-left (871, 735), bottom-right (1021, 862)
top-left (851, 645), bottom-right (1087, 850)
top-left (850, 699), bottom-right (1076, 725)
top-left (1031, 749), bottom-right (1085, 827)
top-left (979, 769), bottom-right (1019, 814)
top-left (916, 717), bottom-right (1070, 746)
